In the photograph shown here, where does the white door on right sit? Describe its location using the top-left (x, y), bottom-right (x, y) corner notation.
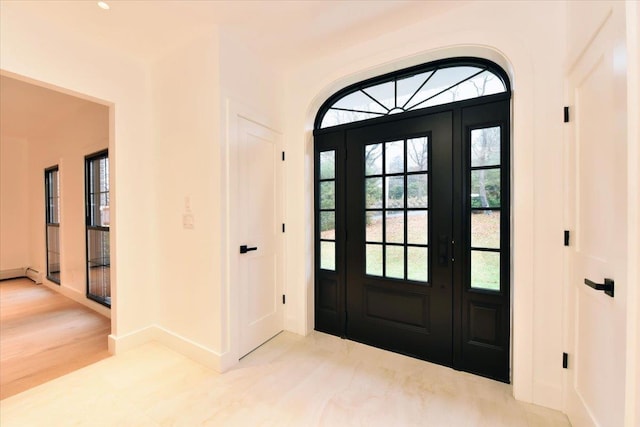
top-left (565, 2), bottom-right (628, 426)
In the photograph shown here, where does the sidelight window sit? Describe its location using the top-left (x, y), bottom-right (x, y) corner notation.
top-left (45, 166), bottom-right (61, 284)
top-left (319, 150), bottom-right (337, 270)
top-left (469, 126), bottom-right (502, 291)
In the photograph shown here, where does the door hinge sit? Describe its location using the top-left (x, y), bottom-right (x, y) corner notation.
top-left (282, 151), bottom-right (285, 161)
top-left (564, 106), bottom-right (569, 123)
top-left (282, 294), bottom-right (286, 304)
top-left (563, 352), bottom-right (568, 369)
top-left (282, 223), bottom-right (285, 233)
top-left (564, 230), bottom-right (570, 246)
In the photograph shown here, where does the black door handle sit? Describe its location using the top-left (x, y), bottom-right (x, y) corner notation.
top-left (584, 278), bottom-right (614, 298)
top-left (438, 235), bottom-right (448, 266)
top-left (240, 245), bottom-right (258, 254)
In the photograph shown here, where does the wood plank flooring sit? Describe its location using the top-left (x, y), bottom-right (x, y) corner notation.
top-left (0, 333), bottom-right (571, 426)
top-left (0, 278), bottom-right (111, 399)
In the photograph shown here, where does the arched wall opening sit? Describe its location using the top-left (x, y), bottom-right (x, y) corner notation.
top-left (310, 55), bottom-right (513, 381)
top-left (290, 42), bottom-right (552, 406)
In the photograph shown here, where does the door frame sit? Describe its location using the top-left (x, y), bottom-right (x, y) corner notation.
top-left (313, 57), bottom-right (512, 381)
top-left (562, 2), bottom-right (632, 425)
top-left (222, 98), bottom-right (286, 370)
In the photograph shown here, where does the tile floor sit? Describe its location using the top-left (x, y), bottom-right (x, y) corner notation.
top-left (0, 331), bottom-right (571, 426)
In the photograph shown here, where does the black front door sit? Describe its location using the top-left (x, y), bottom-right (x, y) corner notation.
top-left (344, 111), bottom-right (453, 366)
top-left (315, 97), bottom-right (510, 382)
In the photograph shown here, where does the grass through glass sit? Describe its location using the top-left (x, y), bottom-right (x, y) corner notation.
top-left (364, 214), bottom-right (428, 282)
top-left (359, 211), bottom-right (500, 286)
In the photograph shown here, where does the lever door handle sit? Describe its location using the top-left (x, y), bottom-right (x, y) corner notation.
top-left (584, 278), bottom-right (614, 298)
top-left (240, 245), bottom-right (258, 254)
top-left (437, 235), bottom-right (448, 266)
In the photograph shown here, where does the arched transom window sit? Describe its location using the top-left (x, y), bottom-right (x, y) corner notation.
top-left (317, 59), bottom-right (508, 129)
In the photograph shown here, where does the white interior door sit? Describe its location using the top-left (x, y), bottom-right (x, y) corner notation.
top-left (564, 4), bottom-right (628, 426)
top-left (237, 116), bottom-right (284, 357)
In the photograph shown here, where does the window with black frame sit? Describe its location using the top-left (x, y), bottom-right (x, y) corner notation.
top-left (45, 166), bottom-right (61, 284)
top-left (85, 151), bottom-right (110, 307)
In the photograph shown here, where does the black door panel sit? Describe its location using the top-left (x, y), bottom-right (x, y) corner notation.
top-left (344, 112), bottom-right (453, 365)
top-left (315, 97), bottom-right (510, 383)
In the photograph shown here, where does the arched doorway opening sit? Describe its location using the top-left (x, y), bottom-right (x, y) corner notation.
top-left (313, 57), bottom-right (511, 382)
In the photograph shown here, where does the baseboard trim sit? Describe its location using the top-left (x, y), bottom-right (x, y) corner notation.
top-left (109, 325), bottom-right (231, 372)
top-left (0, 267), bottom-right (27, 281)
top-left (565, 385), bottom-right (598, 427)
top-left (42, 281), bottom-right (111, 319)
top-left (154, 326), bottom-right (226, 372)
top-left (533, 380), bottom-right (563, 411)
top-left (25, 267), bottom-right (42, 284)
top-left (108, 326), bottom-right (157, 355)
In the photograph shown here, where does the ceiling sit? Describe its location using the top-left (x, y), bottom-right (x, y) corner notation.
top-left (0, 0), bottom-right (467, 141)
top-left (0, 75), bottom-right (103, 140)
top-left (0, 0), bottom-right (467, 66)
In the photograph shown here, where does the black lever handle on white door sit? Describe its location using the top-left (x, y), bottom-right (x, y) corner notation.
top-left (240, 245), bottom-right (258, 254)
top-left (584, 278), bottom-right (614, 298)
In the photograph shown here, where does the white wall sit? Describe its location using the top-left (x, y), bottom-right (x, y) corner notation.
top-left (1, 4), bottom-right (156, 341)
top-left (0, 136), bottom-right (29, 272)
top-left (218, 30), bottom-right (285, 367)
top-left (282, 0), bottom-right (566, 410)
top-left (150, 30), bottom-right (223, 362)
top-left (142, 29), bottom-right (286, 369)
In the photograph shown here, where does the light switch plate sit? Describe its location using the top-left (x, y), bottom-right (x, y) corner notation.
top-left (183, 213), bottom-right (194, 229)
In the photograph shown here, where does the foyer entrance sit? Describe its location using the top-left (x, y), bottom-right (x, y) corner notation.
top-left (314, 58), bottom-right (511, 382)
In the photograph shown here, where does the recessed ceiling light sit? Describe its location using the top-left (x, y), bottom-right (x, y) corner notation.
top-left (97, 1), bottom-right (110, 10)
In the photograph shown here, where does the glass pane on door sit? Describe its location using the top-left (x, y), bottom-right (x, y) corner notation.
top-left (471, 250), bottom-right (500, 290)
top-left (386, 176), bottom-right (405, 208)
top-left (320, 181), bottom-right (335, 209)
top-left (320, 212), bottom-right (335, 239)
top-left (365, 143), bottom-right (383, 175)
top-left (320, 241), bottom-right (336, 270)
top-left (407, 137), bottom-right (429, 172)
top-left (364, 139), bottom-right (429, 283)
top-left (385, 211), bottom-right (404, 244)
top-left (386, 245), bottom-right (404, 279)
top-left (407, 211), bottom-right (428, 245)
top-left (471, 127), bottom-right (501, 167)
top-left (320, 151), bottom-right (335, 179)
top-left (366, 244), bottom-right (383, 276)
top-left (471, 169), bottom-right (500, 208)
top-left (471, 211), bottom-right (500, 249)
top-left (365, 178), bottom-right (383, 208)
top-left (385, 140), bottom-right (404, 174)
top-left (407, 174), bottom-right (428, 208)
top-left (407, 246), bottom-right (428, 282)
top-left (366, 211), bottom-right (383, 242)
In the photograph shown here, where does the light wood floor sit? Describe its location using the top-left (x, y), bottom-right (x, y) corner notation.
top-left (0, 332), bottom-right (571, 426)
top-left (0, 278), bottom-right (111, 399)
